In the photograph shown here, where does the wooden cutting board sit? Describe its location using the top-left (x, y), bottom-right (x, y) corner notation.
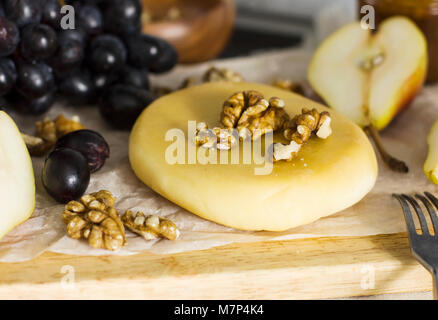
top-left (0, 232), bottom-right (431, 299)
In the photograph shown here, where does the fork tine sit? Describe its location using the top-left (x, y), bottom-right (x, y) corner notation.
top-left (416, 194), bottom-right (438, 235)
top-left (402, 194), bottom-right (430, 236)
top-left (425, 192), bottom-right (438, 210)
top-left (393, 194), bottom-right (418, 237)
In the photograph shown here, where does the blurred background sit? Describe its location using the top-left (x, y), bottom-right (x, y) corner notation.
top-left (143, 0), bottom-right (357, 63)
top-left (225, 0), bottom-right (356, 57)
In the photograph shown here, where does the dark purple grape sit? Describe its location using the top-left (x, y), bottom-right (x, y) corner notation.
top-left (0, 58), bottom-right (17, 95)
top-left (77, 4), bottom-right (103, 35)
top-left (93, 72), bottom-right (118, 92)
top-left (65, 0), bottom-right (83, 10)
top-left (50, 39), bottom-right (84, 77)
top-left (4, 0), bottom-right (41, 27)
top-left (0, 17), bottom-right (19, 57)
top-left (58, 28), bottom-right (87, 46)
top-left (59, 69), bottom-right (96, 105)
top-left (9, 89), bottom-right (55, 115)
top-left (119, 66), bottom-right (149, 90)
top-left (103, 0), bottom-right (141, 35)
top-left (42, 148), bottom-right (90, 203)
top-left (0, 3), bottom-right (5, 17)
top-left (16, 62), bottom-right (55, 99)
top-left (68, 0), bottom-right (112, 6)
top-left (99, 84), bottom-right (153, 130)
top-left (149, 39), bottom-right (178, 74)
top-left (55, 130), bottom-right (110, 173)
top-left (125, 34), bottom-right (160, 68)
top-left (88, 34), bottom-right (126, 73)
top-left (20, 23), bottom-right (58, 61)
top-left (42, 0), bottom-right (62, 30)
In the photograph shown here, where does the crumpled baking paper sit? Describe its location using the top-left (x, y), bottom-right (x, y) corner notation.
top-left (1, 48), bottom-right (437, 262)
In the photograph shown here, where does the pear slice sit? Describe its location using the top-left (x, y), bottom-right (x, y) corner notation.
top-left (0, 111), bottom-right (35, 240)
top-left (308, 16), bottom-right (427, 172)
top-left (425, 120), bottom-right (438, 184)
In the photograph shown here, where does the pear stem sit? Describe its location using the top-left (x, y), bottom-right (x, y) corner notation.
top-left (365, 125), bottom-right (409, 173)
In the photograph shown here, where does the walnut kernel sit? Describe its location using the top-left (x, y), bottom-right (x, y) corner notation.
top-left (26, 114), bottom-right (86, 157)
top-left (272, 79), bottom-right (305, 96)
top-left (62, 190), bottom-right (126, 251)
top-left (122, 210), bottom-right (180, 241)
top-left (202, 67), bottom-right (244, 83)
top-left (273, 108), bottom-right (332, 162)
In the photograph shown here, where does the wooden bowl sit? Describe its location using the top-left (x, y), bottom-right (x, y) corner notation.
top-left (141, 0), bottom-right (236, 64)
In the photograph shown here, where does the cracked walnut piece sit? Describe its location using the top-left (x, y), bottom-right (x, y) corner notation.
top-left (36, 114), bottom-right (85, 143)
top-left (62, 190), bottom-right (126, 251)
top-left (202, 67), bottom-right (244, 83)
top-left (271, 79), bottom-right (305, 96)
top-left (25, 114), bottom-right (86, 157)
top-left (153, 67), bottom-right (244, 98)
top-left (221, 91), bottom-right (290, 140)
top-left (122, 210), bottom-right (180, 241)
top-left (195, 123), bottom-right (238, 150)
top-left (273, 108), bottom-right (332, 161)
top-left (195, 91), bottom-right (290, 150)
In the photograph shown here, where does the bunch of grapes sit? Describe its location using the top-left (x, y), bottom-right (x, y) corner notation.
top-left (0, 0), bottom-right (178, 129)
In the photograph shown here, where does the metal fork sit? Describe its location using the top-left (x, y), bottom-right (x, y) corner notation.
top-left (393, 192), bottom-right (438, 299)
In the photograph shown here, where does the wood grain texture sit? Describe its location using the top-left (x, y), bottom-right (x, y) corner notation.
top-left (0, 233), bottom-right (432, 299)
top-left (142, 0), bottom-right (235, 63)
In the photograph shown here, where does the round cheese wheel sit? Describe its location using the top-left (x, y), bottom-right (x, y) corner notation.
top-left (129, 82), bottom-right (378, 231)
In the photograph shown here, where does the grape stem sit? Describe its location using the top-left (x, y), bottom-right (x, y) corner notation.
top-left (364, 125), bottom-right (409, 173)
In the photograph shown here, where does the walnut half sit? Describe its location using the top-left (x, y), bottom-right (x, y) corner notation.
top-left (221, 91), bottom-right (290, 141)
top-left (122, 210), bottom-right (180, 241)
top-left (62, 190), bottom-right (126, 251)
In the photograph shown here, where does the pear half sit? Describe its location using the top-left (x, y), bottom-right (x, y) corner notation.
top-left (308, 16), bottom-right (427, 131)
top-left (129, 82), bottom-right (378, 231)
top-left (0, 111), bottom-right (35, 240)
top-left (425, 120), bottom-right (438, 184)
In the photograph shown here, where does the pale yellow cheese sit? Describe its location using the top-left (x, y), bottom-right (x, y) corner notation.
top-left (129, 82), bottom-right (378, 231)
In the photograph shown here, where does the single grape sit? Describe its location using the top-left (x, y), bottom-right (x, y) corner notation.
top-left (125, 34), bottom-right (160, 68)
top-left (42, 0), bottom-right (62, 30)
top-left (149, 38), bottom-right (178, 74)
top-left (103, 0), bottom-right (141, 35)
top-left (55, 130), bottom-right (110, 173)
top-left (69, 0), bottom-right (102, 5)
top-left (20, 23), bottom-right (58, 61)
top-left (59, 69), bottom-right (96, 105)
top-left (4, 0), bottom-right (41, 27)
top-left (0, 17), bottom-right (19, 57)
top-left (16, 62), bottom-right (55, 99)
top-left (77, 4), bottom-right (103, 36)
top-left (0, 58), bottom-right (17, 95)
top-left (9, 89), bottom-right (55, 115)
top-left (42, 148), bottom-right (90, 204)
top-left (88, 34), bottom-right (127, 73)
top-left (50, 39), bottom-right (84, 77)
top-left (58, 28), bottom-right (87, 46)
top-left (119, 66), bottom-right (149, 90)
top-left (99, 84), bottom-right (154, 130)
top-left (93, 72), bottom-right (118, 93)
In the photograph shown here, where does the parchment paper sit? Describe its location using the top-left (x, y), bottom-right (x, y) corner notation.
top-left (1, 48), bottom-right (437, 262)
